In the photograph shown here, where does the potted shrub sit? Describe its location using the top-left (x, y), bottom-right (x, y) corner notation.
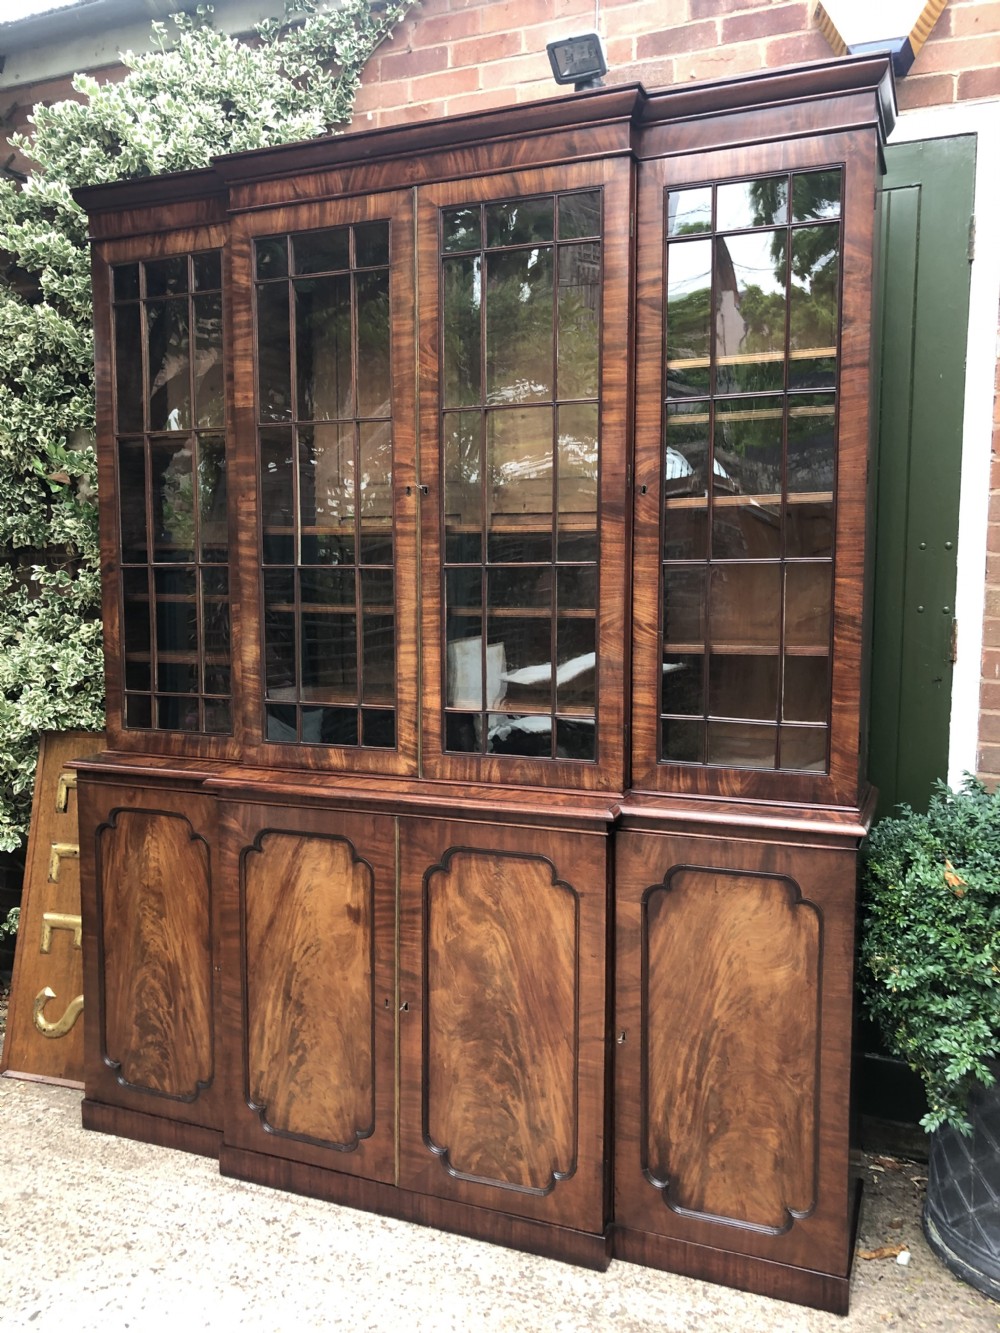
top-left (860, 776), bottom-right (1000, 1299)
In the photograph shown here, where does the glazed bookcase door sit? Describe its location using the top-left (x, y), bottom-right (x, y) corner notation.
top-left (614, 829), bottom-right (857, 1277)
top-left (218, 802), bottom-right (397, 1182)
top-left (231, 190), bottom-right (418, 775)
top-left (397, 817), bottom-right (610, 1231)
top-left (418, 160), bottom-right (631, 792)
top-left (94, 225), bottom-right (240, 759)
top-left (631, 133), bottom-right (879, 805)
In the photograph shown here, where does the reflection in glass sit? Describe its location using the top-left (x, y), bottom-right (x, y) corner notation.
top-left (293, 227), bottom-right (349, 274)
top-left (558, 402), bottom-right (598, 561)
top-left (710, 563), bottom-right (780, 649)
top-left (715, 231), bottom-right (786, 395)
top-left (444, 412), bottom-right (482, 563)
top-left (355, 221), bottom-right (390, 268)
top-left (357, 268), bottom-right (391, 415)
top-left (442, 206), bottom-right (481, 253)
top-left (558, 191), bottom-right (600, 240)
top-left (792, 170), bottom-right (842, 222)
top-left (193, 252), bottom-right (221, 291)
top-left (486, 197), bottom-right (553, 247)
top-left (255, 237), bottom-right (288, 281)
top-left (713, 398), bottom-right (783, 560)
top-left (665, 238), bottom-right (712, 397)
top-left (147, 300), bottom-right (191, 430)
top-left (486, 247), bottom-right (553, 404)
top-left (115, 303), bottom-right (144, 432)
top-left (784, 562), bottom-right (832, 649)
top-left (118, 442), bottom-right (148, 562)
top-left (487, 406), bottom-right (553, 562)
top-left (783, 655), bottom-right (830, 723)
top-left (661, 654), bottom-right (703, 716)
top-left (151, 440), bottom-right (195, 562)
top-left (442, 256), bottom-right (482, 408)
top-left (362, 568), bottom-right (395, 705)
top-left (296, 273), bottom-right (352, 420)
top-left (707, 720), bottom-right (776, 768)
top-left (198, 434), bottom-right (228, 563)
top-left (557, 243), bottom-right (599, 399)
top-left (256, 282), bottom-right (292, 421)
top-left (299, 424), bottom-right (355, 566)
top-left (709, 654), bottom-right (778, 721)
top-left (145, 256), bottom-right (187, 297)
top-left (789, 226), bottom-right (839, 388)
top-left (780, 724), bottom-right (827, 771)
top-left (259, 427), bottom-right (295, 564)
top-left (125, 695), bottom-right (153, 729)
top-left (193, 293), bottom-right (224, 427)
top-left (717, 176), bottom-right (788, 231)
top-left (114, 263), bottom-right (140, 301)
top-left (661, 717), bottom-right (704, 763)
top-left (359, 420), bottom-right (394, 564)
top-left (663, 566), bottom-right (706, 645)
top-left (667, 187), bottom-right (712, 236)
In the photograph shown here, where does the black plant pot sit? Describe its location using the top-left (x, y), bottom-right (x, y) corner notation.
top-left (923, 1070), bottom-right (1000, 1301)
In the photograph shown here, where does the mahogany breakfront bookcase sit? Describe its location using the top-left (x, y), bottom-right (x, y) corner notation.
top-left (73, 55), bottom-right (895, 1313)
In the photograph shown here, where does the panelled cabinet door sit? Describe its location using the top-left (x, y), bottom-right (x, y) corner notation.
top-left (614, 830), bottom-right (856, 1274)
top-left (417, 160), bottom-right (631, 793)
top-left (218, 803), bottom-right (397, 1183)
top-left (79, 780), bottom-right (223, 1130)
top-left (398, 818), bottom-right (609, 1232)
top-left (229, 191), bottom-right (419, 776)
top-left (631, 132), bottom-right (880, 806)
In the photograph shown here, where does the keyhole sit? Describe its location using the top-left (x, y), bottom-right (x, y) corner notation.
top-left (400, 1001), bottom-right (409, 1012)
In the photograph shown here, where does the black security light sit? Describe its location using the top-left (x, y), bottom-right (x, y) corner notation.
top-left (546, 33), bottom-right (608, 92)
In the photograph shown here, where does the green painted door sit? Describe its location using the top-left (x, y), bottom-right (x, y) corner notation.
top-left (868, 136), bottom-right (976, 818)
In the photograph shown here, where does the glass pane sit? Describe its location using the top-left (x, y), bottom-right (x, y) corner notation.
top-left (446, 572), bottom-right (485, 707)
top-left (125, 694), bottom-right (153, 729)
top-left (197, 433), bottom-right (228, 563)
top-left (661, 653), bottom-right (704, 716)
top-left (792, 170), bottom-right (842, 222)
top-left (709, 563), bottom-right (780, 649)
top-left (124, 658), bottom-right (151, 692)
top-left (301, 606), bottom-right (357, 702)
top-left (122, 595), bottom-right (151, 667)
top-left (147, 300), bottom-right (191, 431)
top-left (557, 242), bottom-right (599, 400)
top-left (362, 708), bottom-right (395, 748)
top-left (362, 568), bottom-right (395, 704)
top-left (558, 191), bottom-right (600, 240)
top-left (707, 720), bottom-right (776, 768)
top-left (486, 247), bottom-right (553, 405)
top-left (556, 615), bottom-right (595, 712)
top-left (716, 176), bottom-right (788, 231)
top-left (260, 427), bottom-right (295, 564)
top-left (789, 226), bottom-right (839, 389)
top-left (150, 439), bottom-right (195, 562)
top-left (114, 302), bottom-right (144, 433)
top-left (203, 663), bottom-right (230, 695)
top-left (204, 700), bottom-right (232, 733)
top-left (158, 659), bottom-right (199, 693)
top-left (301, 566), bottom-right (355, 608)
top-left (780, 724), bottom-right (827, 771)
top-left (202, 586), bottom-right (230, 664)
top-left (356, 268), bottom-right (390, 416)
top-left (445, 712), bottom-right (480, 753)
top-left (113, 263), bottom-right (140, 301)
top-left (663, 566), bottom-right (706, 646)
top-left (488, 713), bottom-right (552, 758)
top-left (486, 407), bottom-right (553, 563)
top-left (664, 404), bottom-right (710, 562)
top-left (442, 256), bottom-right (482, 408)
top-left (488, 564), bottom-right (550, 611)
top-left (556, 717), bottom-right (595, 760)
top-left (486, 198), bottom-right (553, 247)
top-left (156, 696), bottom-right (200, 731)
top-left (661, 717), bottom-right (704, 763)
top-left (256, 282), bottom-right (292, 421)
top-left (786, 499), bottom-right (833, 560)
top-left (783, 655), bottom-right (830, 723)
top-left (293, 228), bottom-right (349, 275)
top-left (155, 591), bottom-right (197, 656)
top-left (193, 251), bottom-right (221, 291)
top-left (557, 402), bottom-right (597, 561)
top-left (255, 238), bottom-right (288, 281)
top-left (193, 293), bottom-right (224, 427)
top-left (355, 221), bottom-right (390, 268)
top-left (713, 397), bottom-right (783, 560)
top-left (442, 206), bottom-right (481, 253)
top-left (665, 238), bottom-right (712, 397)
top-left (296, 273), bottom-right (352, 420)
top-left (359, 420), bottom-right (393, 564)
top-left (784, 562), bottom-right (832, 650)
top-left (299, 424), bottom-right (355, 566)
top-left (145, 256), bottom-right (188, 297)
top-left (715, 231), bottom-right (786, 395)
top-left (266, 703), bottom-right (298, 742)
top-left (667, 187), bottom-right (712, 236)
top-left (708, 653), bottom-right (778, 721)
top-left (263, 569), bottom-right (296, 696)
top-left (118, 442), bottom-right (147, 562)
top-left (444, 412), bottom-right (483, 564)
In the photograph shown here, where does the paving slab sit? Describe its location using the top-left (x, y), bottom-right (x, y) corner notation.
top-left (1, 1075), bottom-right (999, 1332)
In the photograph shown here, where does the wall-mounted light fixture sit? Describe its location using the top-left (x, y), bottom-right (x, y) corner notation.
top-left (546, 33), bottom-right (608, 92)
top-left (815, 0), bottom-right (948, 77)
